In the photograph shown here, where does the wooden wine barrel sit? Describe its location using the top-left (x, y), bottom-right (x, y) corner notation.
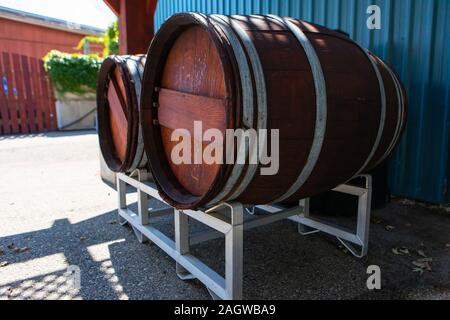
top-left (140, 14), bottom-right (407, 209)
top-left (97, 55), bottom-right (148, 173)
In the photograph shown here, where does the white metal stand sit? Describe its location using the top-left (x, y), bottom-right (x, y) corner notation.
top-left (116, 171), bottom-right (372, 300)
top-left (258, 175), bottom-right (373, 258)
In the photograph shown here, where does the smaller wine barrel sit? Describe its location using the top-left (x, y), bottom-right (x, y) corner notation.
top-left (97, 55), bottom-right (148, 173)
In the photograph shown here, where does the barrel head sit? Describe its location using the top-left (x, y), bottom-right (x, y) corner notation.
top-left (158, 25), bottom-right (228, 196)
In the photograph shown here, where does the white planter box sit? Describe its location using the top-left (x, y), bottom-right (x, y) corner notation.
top-left (55, 93), bottom-right (97, 131)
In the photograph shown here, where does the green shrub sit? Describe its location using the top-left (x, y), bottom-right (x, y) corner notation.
top-left (43, 50), bottom-right (103, 96)
top-left (106, 21), bottom-right (119, 56)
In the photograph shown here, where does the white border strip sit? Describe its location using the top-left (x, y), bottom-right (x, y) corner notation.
top-left (266, 15), bottom-right (328, 203)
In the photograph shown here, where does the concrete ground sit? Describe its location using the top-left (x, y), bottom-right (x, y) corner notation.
top-left (0, 130), bottom-right (449, 300)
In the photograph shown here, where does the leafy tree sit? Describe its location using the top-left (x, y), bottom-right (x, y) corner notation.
top-left (77, 21), bottom-right (119, 57)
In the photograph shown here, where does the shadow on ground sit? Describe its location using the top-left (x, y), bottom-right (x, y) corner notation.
top-left (1, 198), bottom-right (449, 300)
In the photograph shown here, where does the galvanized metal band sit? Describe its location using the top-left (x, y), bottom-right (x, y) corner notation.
top-left (266, 15), bottom-right (328, 203)
top-left (386, 70), bottom-right (405, 155)
top-left (133, 55), bottom-right (148, 167)
top-left (218, 15), bottom-right (268, 202)
top-left (113, 55), bottom-right (140, 171)
top-left (210, 15), bottom-right (254, 128)
top-left (389, 68), bottom-right (406, 155)
top-left (136, 55), bottom-right (148, 166)
top-left (352, 50), bottom-right (387, 177)
top-left (125, 56), bottom-right (147, 171)
top-left (374, 59), bottom-right (404, 167)
top-left (205, 14), bottom-right (256, 206)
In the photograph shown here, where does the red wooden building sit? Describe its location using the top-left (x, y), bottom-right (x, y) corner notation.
top-left (0, 6), bottom-right (104, 134)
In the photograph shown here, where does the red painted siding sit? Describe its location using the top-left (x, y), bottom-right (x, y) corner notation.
top-left (0, 17), bottom-right (103, 134)
top-left (0, 52), bottom-right (57, 134)
top-left (0, 17), bottom-right (103, 59)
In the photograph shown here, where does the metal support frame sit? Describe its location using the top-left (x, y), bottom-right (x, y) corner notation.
top-left (291, 174), bottom-right (373, 258)
top-left (116, 171), bottom-right (372, 299)
top-left (117, 171), bottom-right (246, 299)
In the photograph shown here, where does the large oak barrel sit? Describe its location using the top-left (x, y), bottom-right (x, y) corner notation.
top-left (97, 55), bottom-right (148, 173)
top-left (141, 14), bottom-right (407, 209)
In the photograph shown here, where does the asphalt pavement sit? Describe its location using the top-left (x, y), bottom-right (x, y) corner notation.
top-left (0, 131), bottom-right (449, 300)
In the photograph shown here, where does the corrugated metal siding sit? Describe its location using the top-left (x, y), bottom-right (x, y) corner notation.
top-left (154, 0), bottom-right (450, 204)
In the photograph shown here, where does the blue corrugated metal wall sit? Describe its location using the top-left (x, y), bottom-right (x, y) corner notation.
top-left (154, 0), bottom-right (450, 204)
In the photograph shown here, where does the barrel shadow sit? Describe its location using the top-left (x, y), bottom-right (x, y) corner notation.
top-left (1, 199), bottom-right (449, 299)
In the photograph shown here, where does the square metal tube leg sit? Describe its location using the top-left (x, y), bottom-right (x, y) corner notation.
top-left (297, 198), bottom-right (319, 235)
top-left (134, 189), bottom-right (149, 243)
top-left (117, 176), bottom-right (127, 226)
top-left (225, 224), bottom-right (243, 299)
top-left (175, 210), bottom-right (195, 280)
top-left (117, 176), bottom-right (127, 209)
top-left (293, 175), bottom-right (373, 258)
top-left (356, 175), bottom-right (372, 257)
top-left (138, 190), bottom-right (149, 225)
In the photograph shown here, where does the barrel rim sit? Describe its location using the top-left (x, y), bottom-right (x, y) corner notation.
top-left (373, 58), bottom-right (409, 167)
top-left (140, 13), bottom-right (242, 209)
top-left (97, 56), bottom-right (139, 173)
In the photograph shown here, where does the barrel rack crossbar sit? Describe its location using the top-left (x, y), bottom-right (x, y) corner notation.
top-left (116, 171), bottom-right (372, 300)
